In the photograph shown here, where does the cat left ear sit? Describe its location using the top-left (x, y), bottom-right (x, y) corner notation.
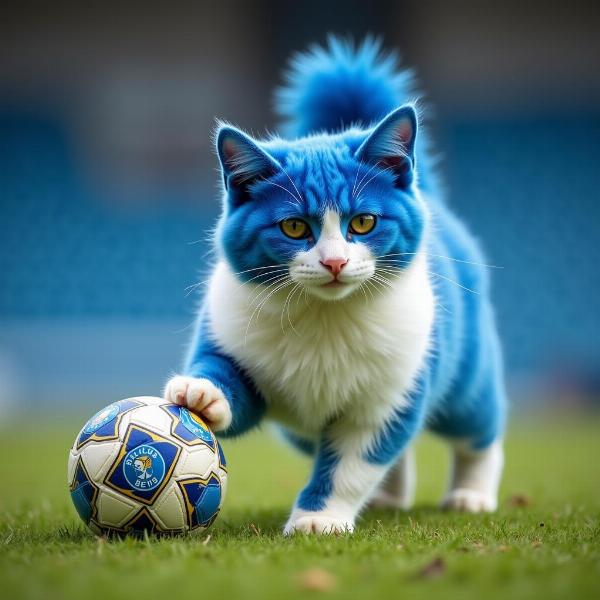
top-left (355, 105), bottom-right (417, 190)
top-left (216, 126), bottom-right (279, 195)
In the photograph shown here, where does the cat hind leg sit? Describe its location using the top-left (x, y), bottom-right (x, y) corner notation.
top-left (441, 439), bottom-right (503, 512)
top-left (368, 446), bottom-right (416, 509)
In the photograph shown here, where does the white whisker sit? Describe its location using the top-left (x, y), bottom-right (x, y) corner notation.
top-left (354, 164), bottom-right (396, 199)
top-left (428, 271), bottom-right (480, 295)
top-left (351, 157), bottom-right (364, 197)
top-left (247, 274), bottom-right (291, 308)
top-left (185, 262), bottom-right (290, 295)
top-left (376, 252), bottom-right (503, 269)
top-left (352, 160), bottom-right (380, 198)
top-left (262, 178), bottom-right (302, 205)
top-left (280, 166), bottom-right (305, 206)
top-left (233, 267), bottom-right (289, 295)
top-left (244, 278), bottom-right (293, 345)
top-left (281, 283), bottom-right (302, 336)
top-left (376, 264), bottom-right (480, 296)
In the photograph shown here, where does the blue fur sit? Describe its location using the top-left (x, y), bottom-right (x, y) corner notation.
top-left (185, 306), bottom-right (266, 437)
top-left (280, 430), bottom-right (316, 456)
top-left (364, 373), bottom-right (429, 465)
top-left (296, 442), bottom-right (339, 512)
top-left (276, 36), bottom-right (415, 137)
top-left (185, 37), bottom-right (506, 512)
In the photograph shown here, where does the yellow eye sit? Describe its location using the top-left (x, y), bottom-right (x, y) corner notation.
top-left (349, 214), bottom-right (376, 235)
top-left (280, 218), bottom-right (310, 239)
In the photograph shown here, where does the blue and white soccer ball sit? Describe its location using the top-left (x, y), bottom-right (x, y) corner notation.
top-left (68, 396), bottom-right (227, 536)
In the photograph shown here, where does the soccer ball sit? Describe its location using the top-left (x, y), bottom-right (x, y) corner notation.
top-left (67, 396), bottom-right (227, 536)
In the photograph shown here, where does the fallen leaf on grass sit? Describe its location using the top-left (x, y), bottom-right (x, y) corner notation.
top-left (249, 523), bottom-right (261, 536)
top-left (298, 568), bottom-right (337, 592)
top-left (531, 541), bottom-right (543, 549)
top-left (508, 494), bottom-right (532, 508)
top-left (417, 557), bottom-right (446, 580)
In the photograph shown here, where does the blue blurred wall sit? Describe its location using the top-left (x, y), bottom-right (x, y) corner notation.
top-left (1, 1), bottom-right (599, 413)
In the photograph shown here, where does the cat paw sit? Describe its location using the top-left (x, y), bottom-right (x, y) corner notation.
top-left (164, 376), bottom-right (232, 432)
top-left (441, 489), bottom-right (497, 513)
top-left (283, 509), bottom-right (355, 535)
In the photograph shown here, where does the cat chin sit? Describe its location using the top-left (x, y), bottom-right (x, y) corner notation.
top-left (303, 281), bottom-right (362, 301)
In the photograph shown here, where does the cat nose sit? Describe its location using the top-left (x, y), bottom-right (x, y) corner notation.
top-left (320, 257), bottom-right (348, 276)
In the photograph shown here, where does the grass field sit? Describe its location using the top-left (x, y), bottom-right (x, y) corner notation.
top-left (1, 415), bottom-right (599, 600)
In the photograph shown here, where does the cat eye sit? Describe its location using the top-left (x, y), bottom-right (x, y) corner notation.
top-left (349, 214), bottom-right (376, 235)
top-left (280, 218), bottom-right (310, 239)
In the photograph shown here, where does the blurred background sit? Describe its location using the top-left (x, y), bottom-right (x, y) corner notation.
top-left (1, 0), bottom-right (599, 418)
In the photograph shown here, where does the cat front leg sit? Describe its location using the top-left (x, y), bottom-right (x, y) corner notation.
top-left (164, 354), bottom-right (266, 436)
top-left (284, 390), bottom-right (426, 535)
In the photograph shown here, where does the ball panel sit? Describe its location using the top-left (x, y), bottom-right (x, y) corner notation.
top-left (67, 450), bottom-right (78, 485)
top-left (174, 445), bottom-right (216, 479)
top-left (96, 489), bottom-right (139, 528)
top-left (217, 470), bottom-right (228, 508)
top-left (81, 440), bottom-right (121, 481)
top-left (216, 441), bottom-right (227, 471)
top-left (150, 481), bottom-right (187, 530)
top-left (161, 404), bottom-right (217, 450)
top-left (123, 507), bottom-right (174, 535)
top-left (69, 458), bottom-right (99, 525)
top-left (87, 520), bottom-right (103, 536)
top-left (129, 404), bottom-right (172, 435)
top-left (176, 472), bottom-right (223, 530)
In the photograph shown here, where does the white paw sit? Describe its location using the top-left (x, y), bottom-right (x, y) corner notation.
top-left (164, 376), bottom-right (232, 432)
top-left (441, 488), bottom-right (497, 513)
top-left (284, 509), bottom-right (355, 535)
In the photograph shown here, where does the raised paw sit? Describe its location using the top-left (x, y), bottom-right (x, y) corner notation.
top-left (441, 488), bottom-right (497, 513)
top-left (284, 509), bottom-right (355, 535)
top-left (164, 375), bottom-right (232, 432)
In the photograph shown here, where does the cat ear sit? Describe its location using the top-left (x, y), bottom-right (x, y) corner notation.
top-left (216, 126), bottom-right (279, 195)
top-left (354, 105), bottom-right (417, 190)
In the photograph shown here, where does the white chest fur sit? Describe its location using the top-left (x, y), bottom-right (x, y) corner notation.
top-left (206, 259), bottom-right (434, 436)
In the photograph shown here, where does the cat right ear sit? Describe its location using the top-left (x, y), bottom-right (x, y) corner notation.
top-left (216, 126), bottom-right (279, 199)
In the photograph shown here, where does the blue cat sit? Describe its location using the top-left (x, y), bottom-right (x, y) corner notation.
top-left (165, 37), bottom-right (506, 534)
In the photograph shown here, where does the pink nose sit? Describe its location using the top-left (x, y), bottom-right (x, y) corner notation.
top-left (320, 257), bottom-right (348, 276)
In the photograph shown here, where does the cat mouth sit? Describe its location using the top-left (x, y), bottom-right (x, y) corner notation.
top-left (322, 280), bottom-right (346, 288)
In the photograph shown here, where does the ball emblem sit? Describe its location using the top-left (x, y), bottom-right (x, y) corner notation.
top-left (83, 404), bottom-right (120, 434)
top-left (123, 444), bottom-right (166, 491)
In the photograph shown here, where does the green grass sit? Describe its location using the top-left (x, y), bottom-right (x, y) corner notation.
top-left (1, 416), bottom-right (599, 600)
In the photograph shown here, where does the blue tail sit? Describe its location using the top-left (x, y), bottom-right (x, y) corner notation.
top-left (275, 36), bottom-right (416, 138)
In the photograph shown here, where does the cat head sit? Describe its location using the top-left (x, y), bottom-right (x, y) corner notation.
top-left (214, 105), bottom-right (426, 301)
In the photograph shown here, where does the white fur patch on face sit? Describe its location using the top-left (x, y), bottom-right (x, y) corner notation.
top-left (289, 209), bottom-right (376, 300)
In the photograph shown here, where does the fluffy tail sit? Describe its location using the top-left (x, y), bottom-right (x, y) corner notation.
top-left (275, 36), bottom-right (416, 138)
